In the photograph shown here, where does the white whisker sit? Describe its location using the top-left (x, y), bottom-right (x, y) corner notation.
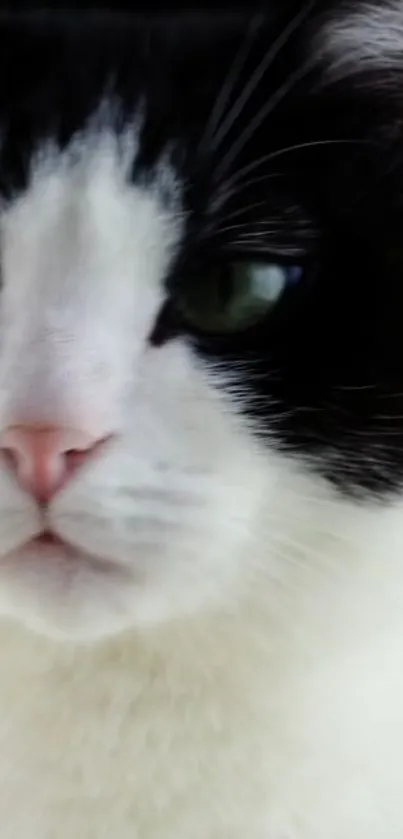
top-left (212, 172), bottom-right (285, 213)
top-left (215, 201), bottom-right (266, 224)
top-left (200, 14), bottom-right (263, 152)
top-left (211, 1), bottom-right (316, 153)
top-left (221, 138), bottom-right (365, 193)
top-left (216, 221), bottom-right (286, 236)
top-left (213, 56), bottom-right (317, 184)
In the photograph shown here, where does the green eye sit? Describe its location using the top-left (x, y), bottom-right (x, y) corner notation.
top-left (176, 261), bottom-right (302, 334)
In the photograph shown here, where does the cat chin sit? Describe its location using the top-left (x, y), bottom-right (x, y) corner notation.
top-left (0, 541), bottom-right (150, 643)
top-left (0, 537), bottom-right (229, 643)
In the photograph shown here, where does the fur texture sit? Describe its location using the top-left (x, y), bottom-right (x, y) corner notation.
top-left (321, 0), bottom-right (403, 74)
top-left (0, 3), bottom-right (401, 837)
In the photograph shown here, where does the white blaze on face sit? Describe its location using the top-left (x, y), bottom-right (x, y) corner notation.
top-left (0, 130), bottom-right (178, 433)
top-left (0, 120), bottom-right (270, 641)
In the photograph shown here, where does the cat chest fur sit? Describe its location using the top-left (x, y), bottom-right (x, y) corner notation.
top-left (0, 617), bottom-right (285, 839)
top-left (0, 599), bottom-right (402, 839)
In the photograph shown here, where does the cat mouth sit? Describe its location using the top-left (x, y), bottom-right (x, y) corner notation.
top-left (23, 529), bottom-right (116, 571)
top-left (33, 531), bottom-right (61, 546)
top-left (16, 528), bottom-right (124, 574)
top-left (27, 529), bottom-right (77, 553)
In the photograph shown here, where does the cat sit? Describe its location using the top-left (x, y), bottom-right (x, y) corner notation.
top-left (0, 2), bottom-right (401, 837)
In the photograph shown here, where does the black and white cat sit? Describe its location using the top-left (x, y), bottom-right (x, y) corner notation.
top-left (0, 2), bottom-right (402, 836)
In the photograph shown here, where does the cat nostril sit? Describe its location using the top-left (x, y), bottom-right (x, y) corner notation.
top-left (0, 426), bottom-right (113, 505)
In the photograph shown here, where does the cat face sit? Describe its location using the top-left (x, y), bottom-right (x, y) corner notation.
top-left (0, 3), bottom-right (400, 641)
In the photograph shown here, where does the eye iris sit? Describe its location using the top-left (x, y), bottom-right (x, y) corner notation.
top-left (178, 261), bottom-right (302, 334)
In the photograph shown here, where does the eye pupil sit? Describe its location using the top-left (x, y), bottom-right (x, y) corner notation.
top-left (217, 269), bottom-right (233, 310)
top-left (176, 260), bottom-right (303, 335)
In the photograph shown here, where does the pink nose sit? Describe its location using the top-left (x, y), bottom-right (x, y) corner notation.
top-left (0, 425), bottom-right (108, 504)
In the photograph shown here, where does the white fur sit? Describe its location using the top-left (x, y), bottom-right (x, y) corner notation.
top-left (0, 122), bottom-right (402, 837)
top-left (320, 1), bottom-right (403, 78)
